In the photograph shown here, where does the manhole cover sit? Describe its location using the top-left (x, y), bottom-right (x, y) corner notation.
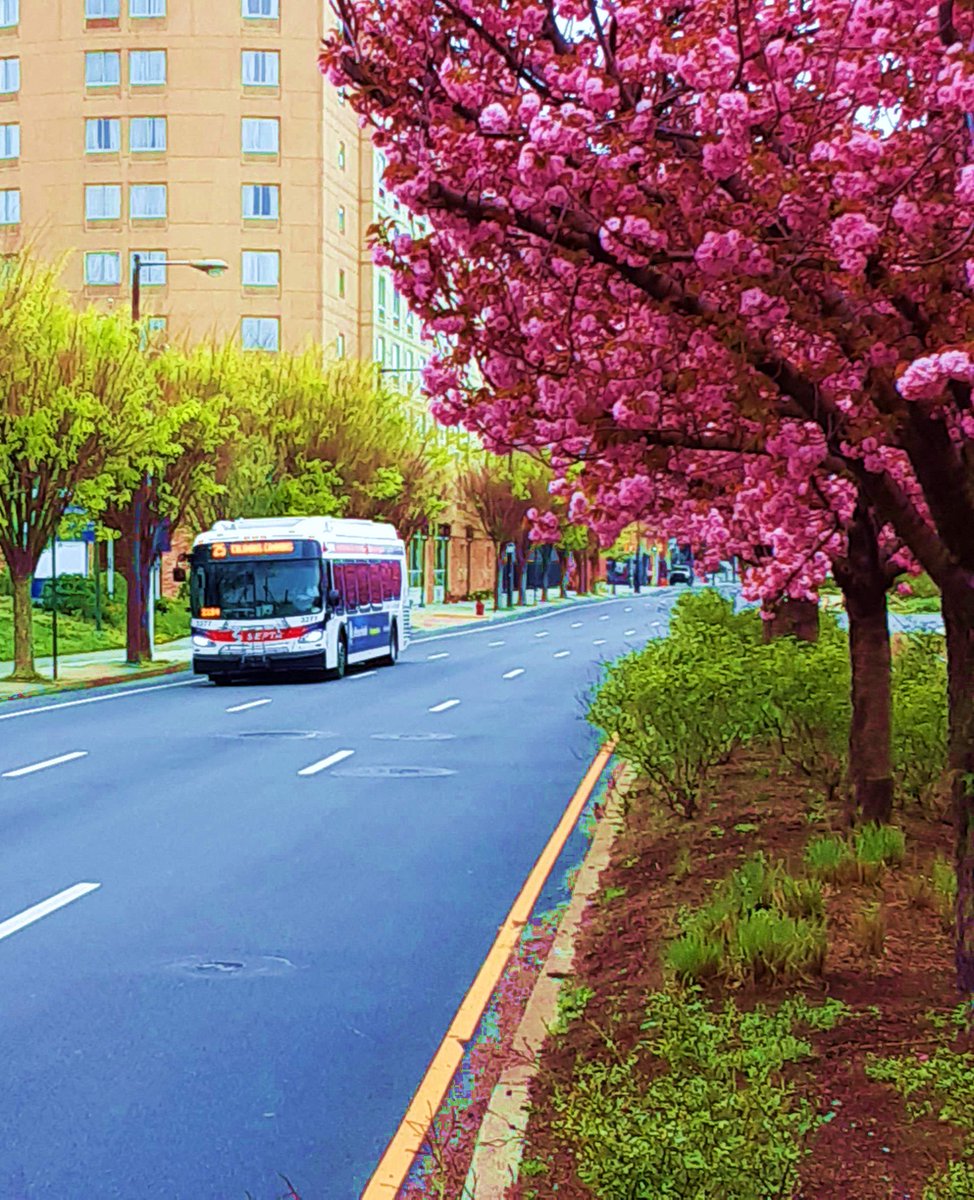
top-left (333, 765), bottom-right (457, 779)
top-left (167, 955), bottom-right (298, 979)
top-left (231, 731), bottom-right (327, 740)
top-left (370, 732), bottom-right (457, 742)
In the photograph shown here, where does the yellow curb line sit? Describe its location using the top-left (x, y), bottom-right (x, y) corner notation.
top-left (360, 738), bottom-right (617, 1199)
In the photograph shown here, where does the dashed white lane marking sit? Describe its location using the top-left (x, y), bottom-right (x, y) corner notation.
top-left (225, 698), bottom-right (271, 714)
top-left (598, 615), bottom-right (610, 621)
top-left (534, 631), bottom-right (550, 639)
top-left (0, 678), bottom-right (200, 721)
top-left (488, 640), bottom-right (505, 647)
top-left (427, 652), bottom-right (450, 661)
top-left (593, 639), bottom-right (607, 646)
top-left (553, 651), bottom-right (571, 659)
top-left (429, 699), bottom-right (461, 713)
top-left (298, 749), bottom-right (355, 777)
top-left (349, 671), bottom-right (378, 680)
top-left (2, 751), bottom-right (88, 779)
top-left (570, 622), bottom-right (583, 628)
top-left (503, 669), bottom-right (525, 679)
top-left (624, 606), bottom-right (633, 612)
top-left (624, 629), bottom-right (637, 636)
top-left (0, 882), bottom-right (101, 944)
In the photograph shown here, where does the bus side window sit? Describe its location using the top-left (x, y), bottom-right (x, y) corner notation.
top-left (370, 561), bottom-right (383, 606)
top-left (390, 560), bottom-right (402, 599)
top-left (344, 562), bottom-right (359, 611)
top-left (380, 562), bottom-right (393, 602)
top-left (361, 562), bottom-right (376, 607)
top-left (331, 563), bottom-right (345, 611)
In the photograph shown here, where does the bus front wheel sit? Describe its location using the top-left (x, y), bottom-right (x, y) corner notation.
top-left (385, 623), bottom-right (399, 667)
top-left (331, 634), bottom-right (348, 680)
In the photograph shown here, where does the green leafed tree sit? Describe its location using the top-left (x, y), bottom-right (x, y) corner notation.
top-left (0, 254), bottom-right (152, 680)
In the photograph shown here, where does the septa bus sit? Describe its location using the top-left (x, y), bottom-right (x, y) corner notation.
top-left (179, 516), bottom-right (409, 685)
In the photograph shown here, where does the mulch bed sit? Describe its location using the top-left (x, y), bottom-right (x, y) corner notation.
top-left (506, 749), bottom-right (964, 1200)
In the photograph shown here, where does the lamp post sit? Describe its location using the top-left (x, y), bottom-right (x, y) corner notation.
top-left (130, 254), bottom-right (227, 661)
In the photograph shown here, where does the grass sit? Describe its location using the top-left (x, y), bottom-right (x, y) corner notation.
top-left (851, 901), bottom-right (887, 959)
top-left (664, 853), bottom-right (827, 985)
top-left (0, 594), bottom-right (189, 662)
top-left (931, 854), bottom-right (957, 931)
top-left (803, 825), bottom-right (906, 886)
top-left (804, 833), bottom-right (855, 883)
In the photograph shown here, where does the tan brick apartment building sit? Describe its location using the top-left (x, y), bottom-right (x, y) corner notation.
top-left (0, 0), bottom-right (498, 604)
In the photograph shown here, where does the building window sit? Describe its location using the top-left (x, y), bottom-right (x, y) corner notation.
top-left (0, 57), bottom-right (18, 95)
top-left (84, 251), bottom-right (120, 285)
top-left (0, 0), bottom-right (17, 28)
top-left (337, 140), bottom-right (346, 170)
top-left (241, 117), bottom-right (279, 154)
top-left (130, 183), bottom-right (166, 219)
top-left (338, 268), bottom-right (345, 299)
top-left (392, 286), bottom-right (401, 328)
top-left (374, 335), bottom-right (385, 364)
top-left (392, 342), bottom-right (401, 372)
top-left (336, 332), bottom-right (345, 359)
top-left (129, 116), bottom-right (166, 152)
top-left (85, 51), bottom-right (119, 88)
top-left (129, 50), bottom-right (166, 86)
top-left (404, 349), bottom-right (413, 375)
top-left (241, 316), bottom-right (279, 351)
top-left (241, 249), bottom-right (279, 287)
top-left (131, 250), bottom-right (166, 285)
top-left (130, 0), bottom-right (166, 15)
top-left (337, 205), bottom-right (345, 234)
top-left (85, 184), bottom-right (121, 221)
top-left (242, 50), bottom-right (279, 87)
top-left (377, 273), bottom-right (387, 321)
top-left (85, 0), bottom-right (119, 16)
top-left (0, 186), bottom-right (18, 224)
top-left (0, 123), bottom-right (19, 159)
top-left (86, 117), bottom-right (120, 153)
top-left (242, 183), bottom-right (279, 218)
top-left (147, 315), bottom-right (166, 333)
top-left (242, 0), bottom-right (278, 16)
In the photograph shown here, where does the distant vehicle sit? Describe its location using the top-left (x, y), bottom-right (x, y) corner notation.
top-left (178, 516), bottom-right (408, 685)
top-left (668, 541), bottom-right (694, 586)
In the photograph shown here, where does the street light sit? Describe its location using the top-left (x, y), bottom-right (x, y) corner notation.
top-left (129, 253), bottom-right (227, 661)
top-left (131, 254), bottom-right (228, 322)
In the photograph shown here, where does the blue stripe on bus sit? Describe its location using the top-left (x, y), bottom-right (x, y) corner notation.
top-left (347, 611), bottom-right (390, 652)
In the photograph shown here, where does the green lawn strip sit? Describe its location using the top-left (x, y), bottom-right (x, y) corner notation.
top-left (0, 596), bottom-right (190, 659)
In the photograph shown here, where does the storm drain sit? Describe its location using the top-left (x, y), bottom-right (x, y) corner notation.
top-left (230, 730), bottom-right (328, 740)
top-left (370, 732), bottom-right (456, 742)
top-left (333, 765), bottom-right (457, 779)
top-left (167, 955), bottom-right (298, 979)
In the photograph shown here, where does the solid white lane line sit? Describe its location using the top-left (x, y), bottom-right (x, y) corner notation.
top-left (593, 639), bottom-right (607, 646)
top-left (488, 640), bottom-right (505, 647)
top-left (553, 651), bottom-right (571, 659)
top-left (429, 699), bottom-right (461, 713)
top-left (416, 598), bottom-right (627, 644)
top-left (349, 670), bottom-right (378, 680)
top-left (0, 678), bottom-right (201, 722)
top-left (225, 698), bottom-right (271, 714)
top-left (298, 749), bottom-right (355, 777)
top-left (427, 652), bottom-right (450, 661)
top-left (570, 622), bottom-right (583, 628)
top-left (534, 631), bottom-right (550, 639)
top-left (503, 668), bottom-right (525, 679)
top-left (624, 629), bottom-right (637, 636)
top-left (0, 882), bottom-right (100, 944)
top-left (2, 751), bottom-right (88, 779)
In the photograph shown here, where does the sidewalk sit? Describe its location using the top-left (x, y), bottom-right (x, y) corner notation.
top-left (0, 637), bottom-right (193, 704)
top-left (407, 589), bottom-right (618, 636)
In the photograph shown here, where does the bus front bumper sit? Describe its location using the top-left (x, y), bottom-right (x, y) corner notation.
top-left (193, 648), bottom-right (327, 676)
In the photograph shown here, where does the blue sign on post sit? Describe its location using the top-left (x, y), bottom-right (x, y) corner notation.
top-left (81, 523), bottom-right (96, 545)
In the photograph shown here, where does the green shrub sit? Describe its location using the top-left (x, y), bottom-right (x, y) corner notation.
top-left (0, 568), bottom-right (10, 597)
top-left (550, 987), bottom-right (845, 1200)
top-left (866, 1042), bottom-right (974, 1140)
top-left (892, 634), bottom-right (948, 811)
top-left (853, 822), bottom-right (906, 882)
top-left (588, 591), bottom-right (765, 818)
top-left (664, 854), bottom-right (826, 985)
top-left (760, 617), bottom-right (851, 804)
top-left (923, 1161), bottom-right (974, 1200)
top-left (804, 834), bottom-right (855, 883)
top-left (550, 982), bottom-right (594, 1035)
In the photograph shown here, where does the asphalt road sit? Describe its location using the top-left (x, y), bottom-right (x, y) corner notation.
top-left (0, 589), bottom-right (685, 1200)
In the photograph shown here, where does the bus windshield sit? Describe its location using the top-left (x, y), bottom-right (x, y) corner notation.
top-left (191, 559), bottom-right (323, 620)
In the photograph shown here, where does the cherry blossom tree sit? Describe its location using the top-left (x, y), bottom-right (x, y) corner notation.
top-left (324, 0), bottom-right (974, 989)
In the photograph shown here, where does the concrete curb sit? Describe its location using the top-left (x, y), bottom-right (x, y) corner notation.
top-left (462, 765), bottom-right (629, 1198)
top-left (0, 659), bottom-right (189, 704)
top-left (407, 593), bottom-right (624, 640)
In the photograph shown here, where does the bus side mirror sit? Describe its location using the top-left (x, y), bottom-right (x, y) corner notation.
top-left (327, 588), bottom-right (341, 608)
top-left (173, 566), bottom-right (187, 583)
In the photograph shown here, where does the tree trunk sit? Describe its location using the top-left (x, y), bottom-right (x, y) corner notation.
top-left (843, 582), bottom-right (894, 825)
top-left (9, 569), bottom-right (40, 681)
top-left (762, 599), bottom-right (820, 643)
top-left (942, 579), bottom-right (974, 993)
top-left (115, 530), bottom-right (152, 665)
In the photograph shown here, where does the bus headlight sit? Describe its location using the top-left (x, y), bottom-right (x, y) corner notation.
top-left (300, 628), bottom-right (324, 643)
top-left (192, 634), bottom-right (213, 648)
